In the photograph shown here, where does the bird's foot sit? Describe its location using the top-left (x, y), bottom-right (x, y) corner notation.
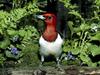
top-left (38, 62), bottom-right (44, 70)
top-left (55, 58), bottom-right (63, 71)
top-left (55, 64), bottom-right (64, 72)
top-left (39, 55), bottom-right (44, 68)
top-left (34, 69), bottom-right (46, 75)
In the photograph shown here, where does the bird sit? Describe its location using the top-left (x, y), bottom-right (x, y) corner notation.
top-left (37, 0), bottom-right (71, 39)
top-left (37, 12), bottom-right (64, 68)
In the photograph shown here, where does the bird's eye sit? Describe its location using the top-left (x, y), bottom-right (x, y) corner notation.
top-left (48, 16), bottom-right (52, 19)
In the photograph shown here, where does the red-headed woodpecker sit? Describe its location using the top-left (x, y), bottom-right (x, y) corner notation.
top-left (37, 12), bottom-right (63, 67)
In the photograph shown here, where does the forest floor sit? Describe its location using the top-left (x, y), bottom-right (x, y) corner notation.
top-left (0, 65), bottom-right (100, 75)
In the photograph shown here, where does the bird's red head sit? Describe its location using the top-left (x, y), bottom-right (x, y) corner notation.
top-left (42, 13), bottom-right (57, 26)
top-left (37, 12), bottom-right (57, 42)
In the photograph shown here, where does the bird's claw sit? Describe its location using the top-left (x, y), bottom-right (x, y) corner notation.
top-left (55, 64), bottom-right (63, 71)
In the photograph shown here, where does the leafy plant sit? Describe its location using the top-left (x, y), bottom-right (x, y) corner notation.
top-left (62, 0), bottom-right (100, 67)
top-left (0, 0), bottom-right (40, 65)
top-left (0, 54), bottom-right (5, 65)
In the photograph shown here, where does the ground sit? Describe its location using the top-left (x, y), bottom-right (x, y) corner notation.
top-left (0, 65), bottom-right (100, 75)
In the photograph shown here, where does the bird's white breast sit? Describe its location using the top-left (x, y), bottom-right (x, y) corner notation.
top-left (39, 34), bottom-right (63, 57)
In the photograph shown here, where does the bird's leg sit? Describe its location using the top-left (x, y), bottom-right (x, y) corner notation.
top-left (56, 57), bottom-right (63, 71)
top-left (39, 55), bottom-right (44, 67)
top-left (36, 55), bottom-right (46, 75)
top-left (56, 57), bottom-right (60, 67)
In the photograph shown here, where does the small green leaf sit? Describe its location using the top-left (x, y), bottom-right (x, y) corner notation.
top-left (79, 54), bottom-right (91, 63)
top-left (63, 46), bottom-right (72, 52)
top-left (72, 48), bottom-right (80, 55)
top-left (0, 39), bottom-right (10, 49)
top-left (69, 10), bottom-right (84, 21)
top-left (74, 28), bottom-right (81, 33)
top-left (80, 23), bottom-right (90, 31)
top-left (7, 29), bottom-right (17, 35)
top-left (18, 29), bottom-right (26, 37)
top-left (5, 50), bottom-right (22, 59)
top-left (27, 30), bottom-right (32, 37)
top-left (0, 54), bottom-right (5, 65)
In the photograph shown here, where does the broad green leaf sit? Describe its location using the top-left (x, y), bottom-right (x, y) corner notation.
top-left (0, 54), bottom-right (5, 65)
top-left (74, 28), bottom-right (81, 33)
top-left (23, 30), bottom-right (32, 40)
top-left (72, 48), bottom-right (80, 55)
top-left (67, 21), bottom-right (74, 34)
top-left (80, 23), bottom-right (90, 31)
top-left (10, 23), bottom-right (17, 28)
top-left (0, 39), bottom-right (10, 49)
top-left (95, 0), bottom-right (100, 6)
top-left (27, 30), bottom-right (32, 37)
top-left (79, 54), bottom-right (91, 63)
top-left (97, 61), bottom-right (100, 65)
top-left (18, 30), bottom-right (26, 37)
top-left (5, 50), bottom-right (22, 59)
top-left (69, 10), bottom-right (84, 21)
top-left (86, 61), bottom-right (97, 67)
top-left (88, 45), bottom-right (100, 56)
top-left (0, 29), bottom-right (3, 33)
top-left (91, 32), bottom-right (100, 41)
top-left (7, 29), bottom-right (17, 35)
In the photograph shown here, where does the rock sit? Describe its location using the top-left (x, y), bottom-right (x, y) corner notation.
top-left (33, 69), bottom-right (46, 75)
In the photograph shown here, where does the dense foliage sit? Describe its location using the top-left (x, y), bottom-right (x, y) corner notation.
top-left (0, 0), bottom-right (40, 67)
top-left (61, 0), bottom-right (100, 67)
top-left (0, 0), bottom-right (100, 67)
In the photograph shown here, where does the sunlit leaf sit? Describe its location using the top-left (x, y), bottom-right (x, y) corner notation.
top-left (88, 45), bottom-right (100, 56)
top-left (0, 38), bottom-right (10, 49)
top-left (79, 54), bottom-right (91, 63)
top-left (18, 30), bottom-right (26, 37)
top-left (90, 32), bottom-right (100, 41)
top-left (7, 29), bottom-right (17, 35)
